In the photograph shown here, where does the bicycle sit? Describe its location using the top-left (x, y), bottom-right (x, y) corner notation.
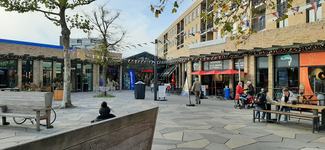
top-left (13, 108), bottom-right (56, 126)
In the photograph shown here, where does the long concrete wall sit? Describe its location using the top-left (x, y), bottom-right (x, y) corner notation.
top-left (6, 107), bottom-right (158, 150)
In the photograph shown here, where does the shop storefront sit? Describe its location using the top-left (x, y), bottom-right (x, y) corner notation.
top-left (273, 54), bottom-right (299, 98)
top-left (202, 60), bottom-right (230, 95)
top-left (122, 52), bottom-right (166, 90)
top-left (0, 59), bottom-right (18, 88)
top-left (256, 57), bottom-right (268, 92)
top-left (300, 51), bottom-right (325, 104)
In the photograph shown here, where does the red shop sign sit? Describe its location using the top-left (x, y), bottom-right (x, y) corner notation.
top-left (141, 69), bottom-right (153, 73)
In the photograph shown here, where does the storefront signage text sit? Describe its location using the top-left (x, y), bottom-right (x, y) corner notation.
top-left (0, 62), bottom-right (7, 67)
top-left (209, 61), bottom-right (223, 70)
top-left (141, 69), bottom-right (153, 72)
top-left (107, 68), bottom-right (118, 71)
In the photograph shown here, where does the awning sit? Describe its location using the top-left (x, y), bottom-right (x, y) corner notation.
top-left (160, 66), bottom-right (177, 78)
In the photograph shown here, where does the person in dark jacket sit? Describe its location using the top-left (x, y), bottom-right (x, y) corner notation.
top-left (91, 101), bottom-right (116, 123)
top-left (245, 81), bottom-right (255, 97)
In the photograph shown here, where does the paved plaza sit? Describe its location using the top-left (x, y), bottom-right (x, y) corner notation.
top-left (1, 90), bottom-right (325, 149)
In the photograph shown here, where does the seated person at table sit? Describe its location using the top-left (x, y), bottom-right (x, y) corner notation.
top-left (91, 101), bottom-right (116, 123)
top-left (255, 88), bottom-right (277, 122)
top-left (278, 88), bottom-right (297, 123)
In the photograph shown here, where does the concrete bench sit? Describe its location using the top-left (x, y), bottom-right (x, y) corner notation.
top-left (253, 109), bottom-right (320, 133)
top-left (0, 92), bottom-right (53, 131)
top-left (4, 107), bottom-right (158, 150)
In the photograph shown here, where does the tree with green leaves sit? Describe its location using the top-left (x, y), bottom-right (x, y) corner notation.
top-left (151, 0), bottom-right (292, 46)
top-left (83, 3), bottom-right (126, 94)
top-left (0, 0), bottom-right (96, 107)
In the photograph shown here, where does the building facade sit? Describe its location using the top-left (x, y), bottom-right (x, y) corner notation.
top-left (157, 0), bottom-right (325, 100)
top-left (0, 38), bottom-right (101, 92)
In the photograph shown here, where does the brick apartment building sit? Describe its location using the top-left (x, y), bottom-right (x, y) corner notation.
top-left (157, 0), bottom-right (325, 100)
top-left (0, 38), bottom-right (122, 92)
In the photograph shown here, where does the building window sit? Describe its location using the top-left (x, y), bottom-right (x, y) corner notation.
top-left (277, 0), bottom-right (289, 28)
top-left (241, 14), bottom-right (248, 31)
top-left (306, 1), bottom-right (322, 23)
top-left (197, 7), bottom-right (200, 17)
top-left (185, 17), bottom-right (187, 26)
top-left (22, 60), bottom-right (33, 84)
top-left (274, 54), bottom-right (299, 90)
top-left (0, 59), bottom-right (18, 88)
top-left (77, 39), bottom-right (82, 43)
top-left (85, 64), bottom-right (93, 91)
top-left (252, 5), bottom-right (266, 31)
top-left (232, 22), bottom-right (237, 35)
top-left (192, 11), bottom-right (195, 20)
top-left (43, 62), bottom-right (52, 87)
top-left (196, 38), bottom-right (199, 43)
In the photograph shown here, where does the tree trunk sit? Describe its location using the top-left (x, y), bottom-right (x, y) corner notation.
top-left (102, 68), bottom-right (107, 96)
top-left (60, 8), bottom-right (73, 108)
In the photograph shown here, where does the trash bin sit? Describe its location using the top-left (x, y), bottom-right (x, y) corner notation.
top-left (224, 88), bottom-right (231, 100)
top-left (134, 81), bottom-right (146, 99)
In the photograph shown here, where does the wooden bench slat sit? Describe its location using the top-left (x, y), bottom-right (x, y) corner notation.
top-left (0, 113), bottom-right (35, 118)
top-left (253, 109), bottom-right (319, 118)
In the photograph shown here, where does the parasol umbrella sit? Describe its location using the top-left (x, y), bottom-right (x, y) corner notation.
top-left (219, 69), bottom-right (247, 74)
top-left (189, 70), bottom-right (208, 75)
top-left (203, 70), bottom-right (222, 75)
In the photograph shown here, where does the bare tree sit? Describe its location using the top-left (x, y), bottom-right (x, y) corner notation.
top-left (84, 3), bottom-right (126, 94)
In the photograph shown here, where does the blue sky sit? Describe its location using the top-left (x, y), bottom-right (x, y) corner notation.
top-left (0, 0), bottom-right (195, 58)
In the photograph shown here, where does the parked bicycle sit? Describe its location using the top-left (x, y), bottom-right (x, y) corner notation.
top-left (13, 108), bottom-right (56, 126)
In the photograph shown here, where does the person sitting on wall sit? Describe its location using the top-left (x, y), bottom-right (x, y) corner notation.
top-left (91, 101), bottom-right (116, 123)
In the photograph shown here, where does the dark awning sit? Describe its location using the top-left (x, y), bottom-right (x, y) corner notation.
top-left (160, 65), bottom-right (177, 78)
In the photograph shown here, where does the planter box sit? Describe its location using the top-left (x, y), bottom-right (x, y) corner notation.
top-left (83, 84), bottom-right (88, 92)
top-left (54, 90), bottom-right (63, 101)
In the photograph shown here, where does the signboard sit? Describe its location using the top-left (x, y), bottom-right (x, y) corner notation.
top-left (159, 86), bottom-right (166, 98)
top-left (193, 62), bottom-right (199, 71)
top-left (0, 62), bottom-right (7, 67)
top-left (209, 61), bottom-right (223, 70)
top-left (201, 85), bottom-right (207, 96)
top-left (276, 54), bottom-right (298, 67)
top-left (141, 69), bottom-right (153, 73)
top-left (234, 59), bottom-right (244, 70)
top-left (128, 70), bottom-right (135, 90)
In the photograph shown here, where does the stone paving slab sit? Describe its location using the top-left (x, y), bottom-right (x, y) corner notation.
top-left (1, 90), bottom-right (325, 150)
top-left (176, 139), bottom-right (210, 149)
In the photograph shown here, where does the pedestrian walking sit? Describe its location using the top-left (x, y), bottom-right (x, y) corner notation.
top-left (192, 78), bottom-right (202, 104)
top-left (166, 83), bottom-right (171, 96)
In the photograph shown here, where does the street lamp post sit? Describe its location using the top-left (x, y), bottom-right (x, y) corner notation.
top-left (154, 39), bottom-right (158, 100)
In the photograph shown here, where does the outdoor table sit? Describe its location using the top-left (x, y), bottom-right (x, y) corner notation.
top-left (271, 103), bottom-right (325, 129)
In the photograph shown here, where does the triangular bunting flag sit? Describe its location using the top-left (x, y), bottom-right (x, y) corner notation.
top-left (311, 1), bottom-right (320, 13)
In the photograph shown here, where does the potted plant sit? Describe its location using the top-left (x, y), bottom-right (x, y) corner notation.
top-left (52, 77), bottom-right (63, 101)
top-left (81, 74), bottom-right (89, 92)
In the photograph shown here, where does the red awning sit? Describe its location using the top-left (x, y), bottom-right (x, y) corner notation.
top-left (219, 69), bottom-right (247, 75)
top-left (203, 70), bottom-right (222, 75)
top-left (189, 70), bottom-right (208, 75)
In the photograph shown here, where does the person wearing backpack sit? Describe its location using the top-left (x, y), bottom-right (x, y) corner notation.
top-left (255, 88), bottom-right (277, 122)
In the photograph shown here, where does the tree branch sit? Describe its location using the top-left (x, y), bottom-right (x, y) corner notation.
top-left (44, 13), bottom-right (60, 23)
top-left (36, 9), bottom-right (59, 16)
